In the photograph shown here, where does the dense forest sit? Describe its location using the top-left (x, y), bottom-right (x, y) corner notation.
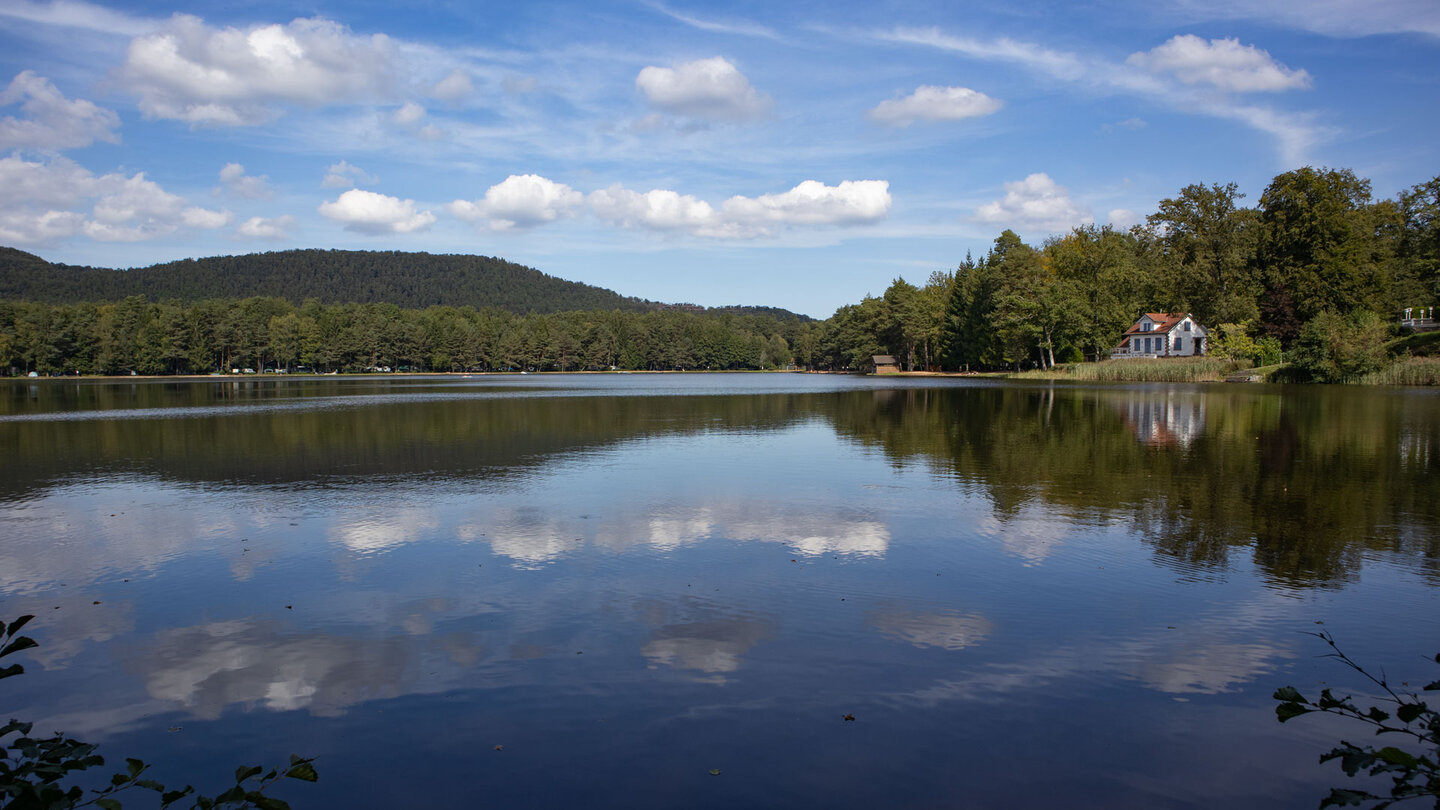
top-left (829, 167), bottom-right (1439, 378)
top-left (0, 247), bottom-right (803, 321)
top-left (0, 166), bottom-right (1436, 378)
top-left (0, 297), bottom-right (816, 374)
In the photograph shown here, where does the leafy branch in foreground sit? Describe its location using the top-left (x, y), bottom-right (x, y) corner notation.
top-left (0, 615), bottom-right (318, 809)
top-left (1274, 631), bottom-right (1440, 809)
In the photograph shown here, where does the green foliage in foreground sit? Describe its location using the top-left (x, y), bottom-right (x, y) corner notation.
top-left (0, 617), bottom-right (317, 809)
top-left (1275, 633), bottom-right (1440, 809)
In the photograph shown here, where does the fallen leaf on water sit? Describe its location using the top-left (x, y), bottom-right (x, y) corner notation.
top-left (708, 769), bottom-right (721, 776)
top-left (843, 714), bottom-right (855, 722)
top-left (494, 745), bottom-right (503, 751)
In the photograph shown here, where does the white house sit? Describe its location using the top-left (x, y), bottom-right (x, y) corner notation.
top-left (1110, 313), bottom-right (1208, 359)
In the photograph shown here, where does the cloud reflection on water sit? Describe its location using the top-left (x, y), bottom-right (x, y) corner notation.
top-left (889, 609), bottom-right (1296, 709)
top-left (137, 619), bottom-right (484, 719)
top-left (641, 618), bottom-right (772, 679)
top-left (870, 611), bottom-right (994, 651)
top-left (453, 501), bottom-right (888, 566)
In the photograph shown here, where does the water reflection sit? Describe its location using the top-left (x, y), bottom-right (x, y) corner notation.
top-left (4, 380), bottom-right (1438, 587)
top-left (1115, 390), bottom-right (1207, 447)
top-left (137, 619), bottom-right (484, 719)
top-left (869, 611), bottom-right (994, 651)
top-left (2, 376), bottom-right (1437, 810)
top-left (642, 617), bottom-right (772, 679)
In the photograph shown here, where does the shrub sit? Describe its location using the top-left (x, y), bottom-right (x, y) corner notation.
top-left (0, 616), bottom-right (318, 809)
top-left (1274, 633), bottom-right (1439, 809)
top-left (1289, 311), bottom-right (1390, 383)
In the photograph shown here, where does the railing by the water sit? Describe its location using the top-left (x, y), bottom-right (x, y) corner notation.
top-left (1401, 307), bottom-right (1439, 331)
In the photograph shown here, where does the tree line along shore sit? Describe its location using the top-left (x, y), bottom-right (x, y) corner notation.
top-left (2, 167), bottom-right (1437, 383)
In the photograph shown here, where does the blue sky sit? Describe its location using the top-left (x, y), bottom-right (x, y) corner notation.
top-left (1, 0), bottom-right (1436, 317)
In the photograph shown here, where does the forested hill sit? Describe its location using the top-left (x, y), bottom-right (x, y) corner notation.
top-left (0, 247), bottom-right (759, 317)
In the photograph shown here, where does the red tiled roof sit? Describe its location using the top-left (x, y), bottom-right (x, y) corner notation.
top-left (1122, 312), bottom-right (1190, 337)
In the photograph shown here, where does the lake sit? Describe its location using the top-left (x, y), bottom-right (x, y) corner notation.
top-left (1, 373), bottom-right (1437, 809)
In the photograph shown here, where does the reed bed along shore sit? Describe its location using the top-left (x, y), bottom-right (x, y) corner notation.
top-left (1006, 355), bottom-right (1440, 385)
top-left (1009, 357), bottom-right (1247, 383)
top-left (1359, 356), bottom-right (1440, 386)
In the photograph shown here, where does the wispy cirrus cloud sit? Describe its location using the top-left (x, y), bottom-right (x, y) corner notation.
top-left (873, 26), bottom-right (1324, 164)
top-left (0, 0), bottom-right (160, 37)
top-left (1165, 0), bottom-right (1440, 39)
top-left (647, 2), bottom-right (782, 41)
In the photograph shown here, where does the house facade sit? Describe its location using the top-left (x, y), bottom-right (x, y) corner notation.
top-left (1110, 313), bottom-right (1208, 359)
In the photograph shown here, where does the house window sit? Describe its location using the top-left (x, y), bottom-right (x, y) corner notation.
top-left (1174, 336), bottom-right (1182, 350)
top-left (1183, 321), bottom-right (1191, 331)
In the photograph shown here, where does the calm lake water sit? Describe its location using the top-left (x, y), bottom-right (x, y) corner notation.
top-left (1, 373), bottom-right (1437, 809)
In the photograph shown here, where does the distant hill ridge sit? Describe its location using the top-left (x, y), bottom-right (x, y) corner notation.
top-left (0, 247), bottom-right (809, 320)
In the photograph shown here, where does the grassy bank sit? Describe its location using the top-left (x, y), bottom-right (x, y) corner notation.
top-left (1358, 356), bottom-right (1440, 385)
top-left (1004, 355), bottom-right (1440, 386)
top-left (1008, 357), bottom-right (1248, 383)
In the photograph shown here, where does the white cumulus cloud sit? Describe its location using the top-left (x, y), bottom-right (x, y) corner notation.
top-left (0, 209), bottom-right (85, 244)
top-left (590, 185), bottom-right (722, 235)
top-left (318, 188), bottom-right (434, 234)
top-left (591, 179), bottom-right (891, 239)
top-left (0, 71), bottom-right (121, 150)
top-left (1127, 35), bottom-right (1310, 92)
top-left (431, 69), bottom-right (473, 102)
top-left (181, 207), bottom-right (232, 229)
top-left (320, 160), bottom-right (377, 189)
top-left (117, 14), bottom-right (399, 126)
top-left (0, 153), bottom-right (96, 209)
top-left (975, 173), bottom-right (1093, 234)
top-left (450, 174), bottom-right (583, 231)
top-left (392, 101), bottom-right (425, 125)
top-left (1107, 208), bottom-right (1140, 228)
top-left (0, 154), bottom-right (229, 245)
top-left (867, 85), bottom-right (1002, 126)
top-left (87, 173), bottom-right (188, 241)
top-left (635, 56), bottom-right (771, 122)
top-left (721, 180), bottom-right (892, 229)
top-left (237, 214), bottom-right (295, 239)
top-left (218, 162), bottom-right (271, 198)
